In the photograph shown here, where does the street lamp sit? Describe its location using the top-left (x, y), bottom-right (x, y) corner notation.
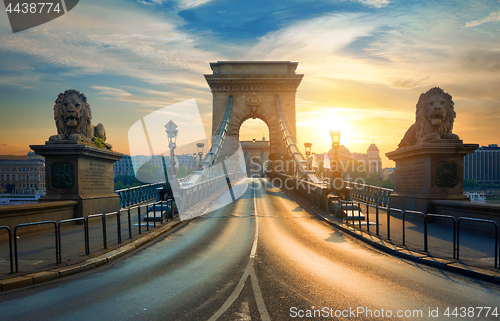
top-left (196, 143), bottom-right (205, 171)
top-left (304, 142), bottom-right (312, 170)
top-left (329, 129), bottom-right (342, 180)
top-left (165, 120), bottom-right (178, 179)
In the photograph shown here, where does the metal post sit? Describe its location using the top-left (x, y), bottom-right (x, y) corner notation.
top-left (366, 203), bottom-right (370, 233)
top-left (102, 214), bottom-right (107, 249)
top-left (160, 200), bottom-right (164, 223)
top-left (128, 208), bottom-right (132, 239)
top-left (0, 227), bottom-right (13, 273)
top-left (375, 205), bottom-right (379, 236)
top-left (387, 208), bottom-right (391, 240)
top-left (153, 202), bottom-right (157, 227)
top-left (85, 217), bottom-right (90, 255)
top-left (138, 206), bottom-right (142, 234)
top-left (357, 201), bottom-right (361, 230)
top-left (117, 210), bottom-right (122, 244)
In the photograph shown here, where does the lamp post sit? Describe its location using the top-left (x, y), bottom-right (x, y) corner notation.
top-left (329, 129), bottom-right (342, 181)
top-left (165, 120), bottom-right (178, 179)
top-left (196, 143), bottom-right (204, 171)
top-left (304, 142), bottom-right (312, 170)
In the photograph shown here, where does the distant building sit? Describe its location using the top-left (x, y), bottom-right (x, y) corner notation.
top-left (0, 158), bottom-right (45, 193)
top-left (114, 155), bottom-right (134, 176)
top-left (323, 143), bottom-right (382, 174)
top-left (115, 154), bottom-right (197, 177)
top-left (464, 144), bottom-right (500, 185)
top-left (382, 168), bottom-right (395, 181)
top-left (241, 136), bottom-right (270, 177)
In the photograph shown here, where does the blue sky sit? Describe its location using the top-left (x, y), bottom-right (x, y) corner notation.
top-left (0, 0), bottom-right (499, 166)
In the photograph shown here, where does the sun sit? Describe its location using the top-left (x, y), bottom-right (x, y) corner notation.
top-left (297, 114), bottom-right (354, 154)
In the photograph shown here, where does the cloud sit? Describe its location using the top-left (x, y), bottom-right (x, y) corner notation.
top-left (0, 74), bottom-right (40, 87)
top-left (0, 0), bottom-right (222, 86)
top-left (353, 0), bottom-right (391, 8)
top-left (91, 86), bottom-right (198, 108)
top-left (460, 50), bottom-right (500, 72)
top-left (392, 77), bottom-right (430, 89)
top-left (246, 12), bottom-right (380, 62)
top-left (177, 0), bottom-right (213, 10)
top-left (463, 11), bottom-right (500, 28)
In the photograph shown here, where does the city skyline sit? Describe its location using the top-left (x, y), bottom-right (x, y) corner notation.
top-left (1, 0), bottom-right (499, 168)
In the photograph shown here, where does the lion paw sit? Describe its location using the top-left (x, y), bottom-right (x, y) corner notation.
top-left (49, 134), bottom-right (65, 141)
top-left (68, 134), bottom-right (85, 142)
top-left (443, 133), bottom-right (460, 140)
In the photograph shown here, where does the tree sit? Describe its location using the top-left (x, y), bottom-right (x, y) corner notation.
top-left (381, 178), bottom-right (395, 189)
top-left (114, 181), bottom-right (125, 190)
top-left (177, 164), bottom-right (187, 178)
top-left (366, 173), bottom-right (383, 186)
top-left (136, 167), bottom-right (156, 183)
top-left (463, 179), bottom-right (478, 190)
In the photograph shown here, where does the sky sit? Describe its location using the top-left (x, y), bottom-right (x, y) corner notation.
top-left (0, 0), bottom-right (499, 168)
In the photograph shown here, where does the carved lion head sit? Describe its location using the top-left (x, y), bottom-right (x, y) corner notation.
top-left (416, 87), bottom-right (456, 141)
top-left (54, 89), bottom-right (92, 140)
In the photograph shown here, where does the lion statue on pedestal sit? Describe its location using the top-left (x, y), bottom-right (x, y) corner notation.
top-left (48, 89), bottom-right (112, 149)
top-left (398, 87), bottom-right (459, 148)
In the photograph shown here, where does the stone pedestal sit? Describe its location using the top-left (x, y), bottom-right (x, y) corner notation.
top-left (30, 142), bottom-right (124, 218)
top-left (385, 140), bottom-right (478, 213)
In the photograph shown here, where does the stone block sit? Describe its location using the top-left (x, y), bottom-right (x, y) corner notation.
top-left (386, 141), bottom-right (478, 212)
top-left (0, 276), bottom-right (33, 291)
top-left (30, 144), bottom-right (123, 218)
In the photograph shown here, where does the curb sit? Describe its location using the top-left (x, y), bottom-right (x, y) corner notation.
top-left (283, 189), bottom-right (500, 285)
top-left (0, 219), bottom-right (190, 292)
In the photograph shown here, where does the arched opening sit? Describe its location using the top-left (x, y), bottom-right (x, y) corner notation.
top-left (239, 118), bottom-right (269, 142)
top-left (238, 118), bottom-right (270, 178)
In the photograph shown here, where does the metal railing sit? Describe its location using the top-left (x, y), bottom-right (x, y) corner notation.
top-left (347, 181), bottom-right (393, 207)
top-left (14, 221), bottom-right (58, 272)
top-left (402, 210), bottom-right (425, 247)
top-left (270, 173), bottom-right (499, 269)
top-left (1, 199), bottom-right (177, 274)
top-left (424, 214), bottom-right (456, 258)
top-left (58, 217), bottom-right (85, 264)
top-left (457, 218), bottom-right (498, 268)
top-left (0, 226), bottom-right (13, 273)
top-left (333, 200), bottom-right (499, 268)
top-left (115, 182), bottom-right (165, 208)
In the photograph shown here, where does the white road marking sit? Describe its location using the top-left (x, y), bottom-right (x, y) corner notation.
top-left (208, 179), bottom-right (271, 321)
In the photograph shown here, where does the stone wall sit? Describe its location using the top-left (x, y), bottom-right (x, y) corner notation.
top-left (0, 201), bottom-right (77, 239)
top-left (431, 200), bottom-right (500, 227)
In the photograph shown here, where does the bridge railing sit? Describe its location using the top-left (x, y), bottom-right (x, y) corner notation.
top-left (270, 173), bottom-right (499, 269)
top-left (1, 199), bottom-right (176, 276)
top-left (332, 199), bottom-right (499, 269)
top-left (115, 182), bottom-right (164, 208)
top-left (346, 181), bottom-right (393, 207)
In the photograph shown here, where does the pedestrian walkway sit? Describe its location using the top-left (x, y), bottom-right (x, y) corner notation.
top-left (0, 202), bottom-right (178, 280)
top-left (282, 189), bottom-right (500, 284)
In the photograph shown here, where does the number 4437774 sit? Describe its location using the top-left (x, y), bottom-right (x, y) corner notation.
top-left (444, 307), bottom-right (498, 318)
top-left (5, 3), bottom-right (62, 14)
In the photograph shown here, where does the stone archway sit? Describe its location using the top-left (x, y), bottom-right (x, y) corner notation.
top-left (204, 61), bottom-right (303, 161)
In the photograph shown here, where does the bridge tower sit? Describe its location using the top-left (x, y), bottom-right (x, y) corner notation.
top-left (204, 61), bottom-right (303, 162)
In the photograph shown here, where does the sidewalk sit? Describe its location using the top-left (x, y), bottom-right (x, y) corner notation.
top-left (283, 190), bottom-right (500, 284)
top-left (0, 204), bottom-right (189, 291)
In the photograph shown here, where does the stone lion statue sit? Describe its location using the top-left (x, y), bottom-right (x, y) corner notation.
top-left (398, 87), bottom-right (459, 148)
top-left (48, 89), bottom-right (112, 149)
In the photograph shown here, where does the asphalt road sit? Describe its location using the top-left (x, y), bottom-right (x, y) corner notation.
top-left (1, 178), bottom-right (500, 320)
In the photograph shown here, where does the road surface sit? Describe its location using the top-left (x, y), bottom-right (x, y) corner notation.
top-left (1, 178), bottom-right (499, 320)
